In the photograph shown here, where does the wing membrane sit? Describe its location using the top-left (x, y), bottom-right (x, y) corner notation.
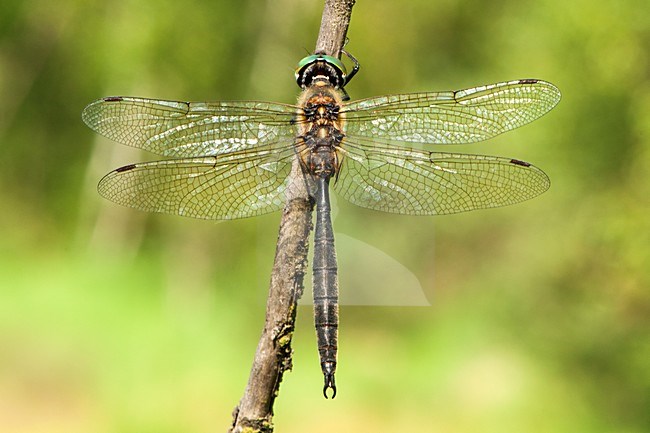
top-left (343, 80), bottom-right (560, 144)
top-left (335, 139), bottom-right (550, 215)
top-left (98, 146), bottom-right (296, 220)
top-left (86, 79), bottom-right (559, 219)
top-left (82, 97), bottom-right (297, 157)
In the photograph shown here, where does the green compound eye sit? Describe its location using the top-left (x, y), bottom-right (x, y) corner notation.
top-left (295, 54), bottom-right (349, 89)
top-left (296, 54), bottom-right (347, 78)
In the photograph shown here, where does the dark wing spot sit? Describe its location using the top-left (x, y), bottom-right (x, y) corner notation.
top-left (518, 79), bottom-right (539, 84)
top-left (510, 159), bottom-right (532, 167)
top-left (103, 96), bottom-right (124, 102)
top-left (115, 164), bottom-right (137, 173)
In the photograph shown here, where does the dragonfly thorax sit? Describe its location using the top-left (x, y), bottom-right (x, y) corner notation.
top-left (296, 83), bottom-right (346, 179)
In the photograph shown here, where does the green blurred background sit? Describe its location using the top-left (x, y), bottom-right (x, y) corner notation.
top-left (1, 0), bottom-right (648, 432)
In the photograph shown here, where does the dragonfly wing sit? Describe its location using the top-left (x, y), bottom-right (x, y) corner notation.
top-left (98, 146), bottom-right (296, 220)
top-left (334, 140), bottom-right (550, 215)
top-left (343, 80), bottom-right (560, 144)
top-left (82, 97), bottom-right (297, 157)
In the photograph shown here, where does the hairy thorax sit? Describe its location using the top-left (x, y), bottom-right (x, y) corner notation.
top-left (295, 81), bottom-right (346, 180)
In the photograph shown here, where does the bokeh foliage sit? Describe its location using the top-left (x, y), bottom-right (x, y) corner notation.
top-left (1, 0), bottom-right (648, 432)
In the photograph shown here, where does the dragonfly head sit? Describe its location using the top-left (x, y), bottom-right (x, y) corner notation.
top-left (295, 54), bottom-right (348, 90)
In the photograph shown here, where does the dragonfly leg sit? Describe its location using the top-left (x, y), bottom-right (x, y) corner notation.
top-left (341, 49), bottom-right (360, 84)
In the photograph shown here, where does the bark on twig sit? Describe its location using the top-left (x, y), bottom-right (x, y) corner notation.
top-left (315, 0), bottom-right (356, 56)
top-left (229, 1), bottom-right (355, 432)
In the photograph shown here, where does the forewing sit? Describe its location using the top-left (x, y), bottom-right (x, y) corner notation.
top-left (343, 80), bottom-right (561, 144)
top-left (98, 146), bottom-right (295, 220)
top-left (334, 141), bottom-right (550, 215)
top-left (82, 97), bottom-right (297, 157)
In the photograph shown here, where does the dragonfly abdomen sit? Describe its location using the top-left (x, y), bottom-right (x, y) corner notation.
top-left (312, 176), bottom-right (339, 399)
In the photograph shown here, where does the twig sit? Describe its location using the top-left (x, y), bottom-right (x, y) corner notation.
top-left (315, 0), bottom-right (356, 56)
top-left (229, 1), bottom-right (355, 432)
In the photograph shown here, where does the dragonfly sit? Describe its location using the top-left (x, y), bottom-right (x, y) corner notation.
top-left (82, 51), bottom-right (561, 399)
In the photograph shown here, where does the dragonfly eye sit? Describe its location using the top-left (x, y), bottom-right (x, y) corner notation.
top-left (295, 54), bottom-right (347, 89)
